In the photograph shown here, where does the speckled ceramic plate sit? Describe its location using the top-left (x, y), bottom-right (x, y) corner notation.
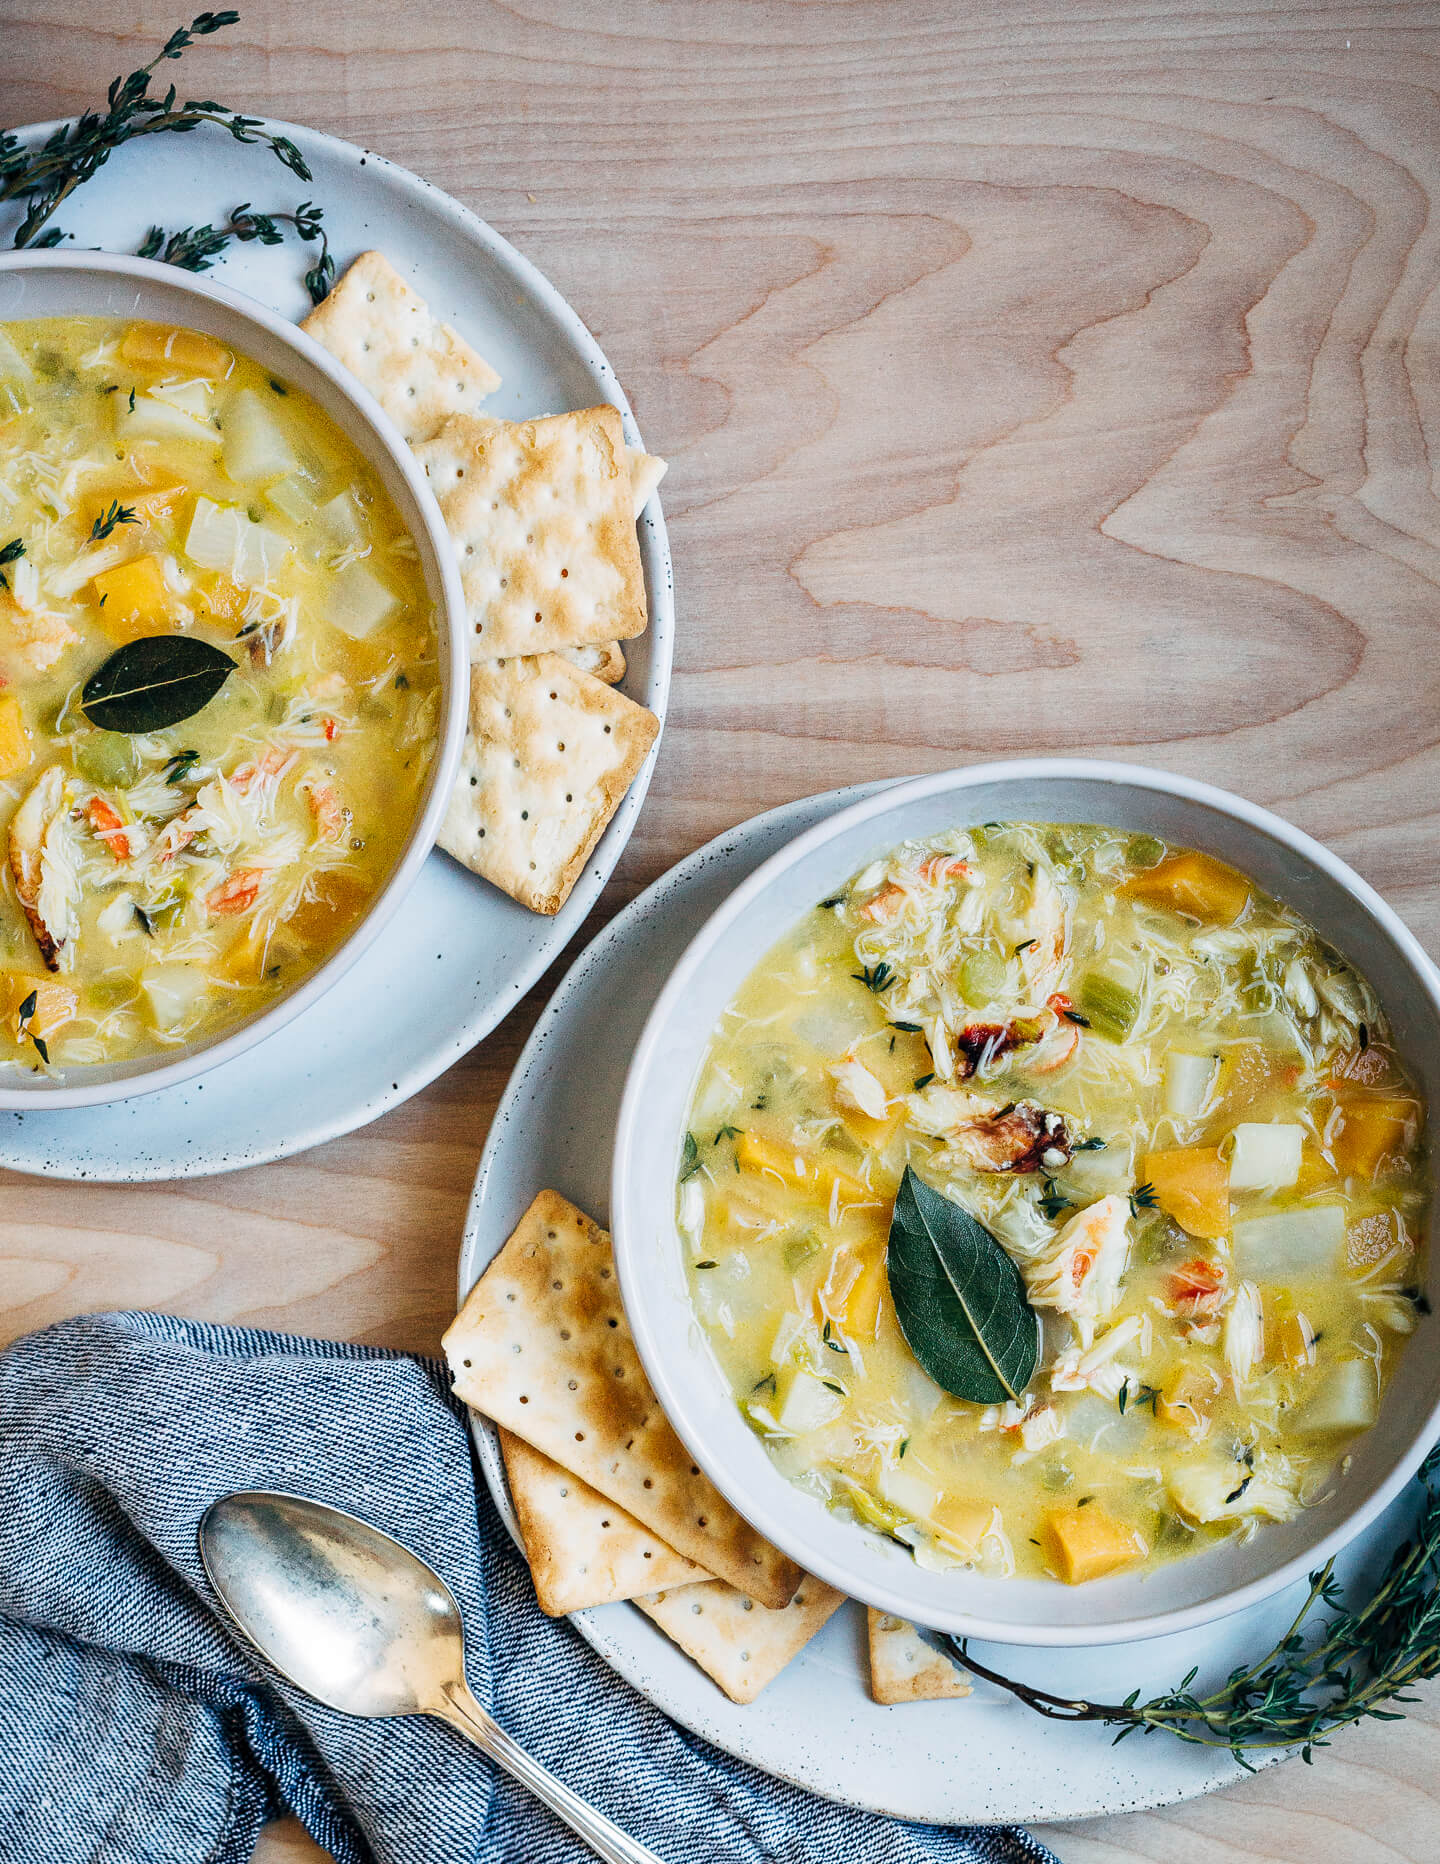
top-left (459, 782), bottom-right (1421, 1825)
top-left (0, 118), bottom-right (671, 1179)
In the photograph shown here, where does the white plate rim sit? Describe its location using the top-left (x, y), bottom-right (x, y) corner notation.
top-left (0, 117), bottom-right (673, 1177)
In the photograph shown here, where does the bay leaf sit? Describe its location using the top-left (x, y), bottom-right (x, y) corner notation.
top-left (885, 1165), bottom-right (1039, 1404)
top-left (81, 635), bottom-right (236, 734)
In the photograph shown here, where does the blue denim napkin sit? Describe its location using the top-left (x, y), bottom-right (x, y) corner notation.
top-left (0, 1311), bottom-right (1058, 1864)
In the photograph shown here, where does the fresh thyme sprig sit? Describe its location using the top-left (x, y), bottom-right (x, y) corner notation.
top-left (949, 1445), bottom-right (1440, 1767)
top-left (89, 501), bottom-right (138, 543)
top-left (0, 14), bottom-right (332, 301)
top-left (138, 199), bottom-right (334, 304)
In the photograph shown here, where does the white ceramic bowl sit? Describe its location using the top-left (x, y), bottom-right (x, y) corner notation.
top-left (613, 760), bottom-right (1440, 1645)
top-left (0, 252), bottom-right (467, 1107)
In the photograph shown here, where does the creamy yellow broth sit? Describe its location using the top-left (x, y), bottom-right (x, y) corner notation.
top-left (677, 823), bottom-right (1429, 1584)
top-left (0, 316), bottom-right (439, 1070)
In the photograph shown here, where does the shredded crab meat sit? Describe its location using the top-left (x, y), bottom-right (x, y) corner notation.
top-left (1025, 1194), bottom-right (1132, 1343)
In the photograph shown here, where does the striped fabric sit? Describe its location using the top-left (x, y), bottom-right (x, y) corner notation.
top-left (0, 1311), bottom-right (1056, 1864)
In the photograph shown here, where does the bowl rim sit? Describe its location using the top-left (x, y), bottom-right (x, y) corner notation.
top-left (612, 756), bottom-right (1440, 1645)
top-left (0, 248), bottom-right (469, 1109)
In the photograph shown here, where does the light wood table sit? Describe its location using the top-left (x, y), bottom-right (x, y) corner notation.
top-left (3, 4), bottom-right (1439, 1858)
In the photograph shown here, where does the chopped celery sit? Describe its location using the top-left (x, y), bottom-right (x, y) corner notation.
top-left (264, 476), bottom-right (316, 527)
top-left (775, 1367), bottom-right (845, 1432)
top-left (959, 946), bottom-right (1005, 1004)
top-left (119, 393), bottom-right (220, 450)
top-left (1127, 833), bottom-right (1165, 869)
top-left (72, 732), bottom-right (139, 789)
top-left (783, 1230), bottom-right (820, 1272)
top-left (1077, 971), bottom-right (1140, 1042)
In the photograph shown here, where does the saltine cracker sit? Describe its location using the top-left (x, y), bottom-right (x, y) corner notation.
top-left (636, 1576), bottom-right (845, 1705)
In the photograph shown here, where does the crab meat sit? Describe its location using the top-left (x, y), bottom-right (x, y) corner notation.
top-left (857, 879), bottom-right (908, 924)
top-left (1018, 864), bottom-right (1069, 995)
top-left (1224, 1280), bottom-right (1264, 1388)
top-left (8, 765), bottom-right (82, 971)
top-left (85, 796), bottom-right (133, 863)
top-left (1167, 1257), bottom-right (1227, 1316)
top-left (1, 602), bottom-right (79, 673)
top-left (153, 806), bottom-right (199, 864)
top-left (1026, 1194), bottom-right (1132, 1339)
top-left (304, 780), bottom-right (348, 843)
top-left (206, 867), bottom-right (263, 917)
top-left (954, 1016), bottom-right (1046, 1078)
top-left (917, 852), bottom-right (976, 886)
top-left (1013, 1402), bottom-right (1065, 1457)
top-left (1049, 1314), bottom-right (1144, 1399)
top-left (906, 1082), bottom-right (1071, 1173)
top-left (831, 1056), bottom-right (888, 1122)
top-left (230, 745), bottom-right (291, 795)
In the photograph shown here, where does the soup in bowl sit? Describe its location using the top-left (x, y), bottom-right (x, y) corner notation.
top-left (613, 765), bottom-right (1440, 1643)
top-left (0, 254), bottom-right (466, 1104)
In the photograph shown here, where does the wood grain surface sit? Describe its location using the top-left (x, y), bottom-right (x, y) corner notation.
top-left (3, 3), bottom-right (1440, 1859)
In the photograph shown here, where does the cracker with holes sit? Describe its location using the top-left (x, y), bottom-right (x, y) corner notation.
top-left (301, 250), bottom-right (501, 444)
top-left (414, 407), bottom-right (647, 659)
top-left (557, 640), bottom-right (625, 685)
top-left (438, 652), bottom-right (658, 916)
top-left (443, 1190), bottom-right (802, 1608)
top-left (500, 1428), bottom-right (708, 1615)
top-left (636, 1575), bottom-right (845, 1705)
top-left (866, 1608), bottom-right (972, 1704)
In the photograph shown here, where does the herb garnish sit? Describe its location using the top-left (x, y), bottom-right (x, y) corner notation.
top-left (852, 960), bottom-right (894, 993)
top-left (913, 1071), bottom-right (935, 1091)
top-left (1061, 1008), bottom-right (1091, 1026)
top-left (88, 500), bottom-right (138, 543)
top-left (1014, 938), bottom-right (1037, 956)
top-left (82, 635), bottom-right (236, 733)
top-left (821, 1379), bottom-right (846, 1396)
top-left (947, 1446), bottom-right (1440, 1764)
top-left (1117, 1378), bottom-right (1159, 1416)
top-left (821, 1318), bottom-right (848, 1355)
top-left (680, 1132), bottom-right (702, 1180)
top-left (1038, 1178), bottom-right (1071, 1222)
top-left (889, 1020), bottom-right (923, 1033)
top-left (163, 748), bottom-right (201, 785)
top-left (818, 893), bottom-right (845, 910)
top-left (1130, 1181), bottom-right (1160, 1217)
top-left (1073, 1136), bottom-right (1107, 1151)
top-left (0, 14), bottom-right (333, 302)
top-left (0, 537), bottom-right (24, 591)
top-left (15, 990), bottom-right (48, 1065)
top-left (713, 1124), bottom-right (740, 1144)
top-left (694, 1260), bottom-right (716, 1270)
top-left (885, 1166), bottom-right (1039, 1404)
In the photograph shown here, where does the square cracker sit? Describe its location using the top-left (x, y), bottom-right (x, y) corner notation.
top-left (636, 1576), bottom-right (845, 1705)
top-left (624, 446), bottom-right (667, 519)
top-left (438, 652), bottom-right (658, 916)
top-left (500, 1428), bottom-right (708, 1616)
top-left (302, 251), bottom-right (501, 444)
top-left (415, 408), bottom-right (647, 658)
top-left (557, 640), bottom-right (625, 685)
top-left (443, 1190), bottom-right (802, 1608)
top-left (866, 1608), bottom-right (972, 1704)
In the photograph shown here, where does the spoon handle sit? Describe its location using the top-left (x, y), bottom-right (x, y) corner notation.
top-left (437, 1683), bottom-right (666, 1864)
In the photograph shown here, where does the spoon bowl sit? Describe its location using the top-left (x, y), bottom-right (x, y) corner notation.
top-left (198, 1490), bottom-right (663, 1864)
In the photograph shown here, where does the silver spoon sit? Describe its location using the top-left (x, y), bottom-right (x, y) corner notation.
top-left (199, 1490), bottom-right (664, 1864)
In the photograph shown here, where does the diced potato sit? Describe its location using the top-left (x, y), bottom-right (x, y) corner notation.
top-left (736, 1130), bottom-right (881, 1209)
top-left (1227, 1122), bottom-right (1303, 1193)
top-left (120, 322), bottom-right (233, 378)
top-left (265, 476), bottom-right (318, 527)
top-left (0, 695), bottom-right (31, 779)
top-left (150, 377), bottom-right (214, 420)
top-left (318, 489), bottom-right (366, 548)
top-left (1298, 1360), bottom-right (1378, 1437)
top-left (1042, 1505), bottom-right (1145, 1584)
top-left (222, 387), bottom-right (299, 484)
top-left (1168, 1462), bottom-right (1297, 1523)
top-left (874, 1463), bottom-right (937, 1521)
top-left (933, 1497), bottom-right (994, 1553)
top-left (1332, 1098), bottom-right (1414, 1177)
top-left (325, 562), bottom-right (400, 639)
top-left (1232, 1204), bottom-right (1346, 1279)
top-left (118, 394), bottom-right (221, 451)
top-left (92, 554), bottom-right (170, 641)
top-left (1142, 1146), bottom-right (1230, 1239)
top-left (2, 971), bottom-right (76, 1041)
top-left (185, 498), bottom-right (291, 588)
top-left (1163, 1050), bottom-right (1217, 1120)
top-left (141, 964), bottom-right (208, 1031)
top-left (1125, 851), bottom-right (1251, 923)
top-left (1156, 1365), bottom-right (1217, 1435)
top-left (775, 1367), bottom-right (845, 1433)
